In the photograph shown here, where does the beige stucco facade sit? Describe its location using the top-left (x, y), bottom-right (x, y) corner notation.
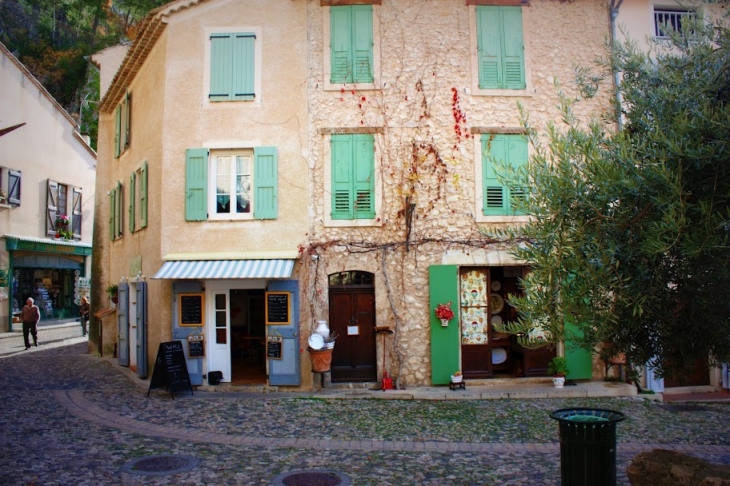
top-left (0, 42), bottom-right (96, 332)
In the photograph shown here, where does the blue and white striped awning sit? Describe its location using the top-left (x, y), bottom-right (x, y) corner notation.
top-left (152, 259), bottom-right (295, 279)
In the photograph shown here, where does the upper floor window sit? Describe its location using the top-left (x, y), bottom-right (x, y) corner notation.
top-left (476, 6), bottom-right (525, 90)
top-left (114, 91), bottom-right (131, 158)
top-left (654, 8), bottom-right (695, 38)
top-left (109, 182), bottom-right (123, 241)
top-left (47, 180), bottom-right (82, 239)
top-left (128, 162), bottom-right (148, 232)
top-left (0, 166), bottom-right (21, 206)
top-left (184, 147), bottom-right (278, 221)
top-left (330, 134), bottom-right (375, 220)
top-left (209, 32), bottom-right (256, 101)
top-left (481, 134), bottom-right (528, 216)
top-left (330, 5), bottom-right (374, 84)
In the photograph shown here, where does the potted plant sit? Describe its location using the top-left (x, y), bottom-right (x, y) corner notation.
top-left (547, 356), bottom-right (569, 388)
top-left (106, 284), bottom-right (119, 304)
top-left (434, 302), bottom-right (455, 327)
top-left (450, 370), bottom-right (463, 383)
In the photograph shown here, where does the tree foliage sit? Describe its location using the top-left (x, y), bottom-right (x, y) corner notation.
top-left (494, 17), bottom-right (730, 379)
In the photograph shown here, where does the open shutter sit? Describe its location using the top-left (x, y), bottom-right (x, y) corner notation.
top-left (114, 105), bottom-right (121, 157)
top-left (502, 8), bottom-right (525, 89)
top-left (46, 180), bottom-right (58, 236)
top-left (8, 169), bottom-right (20, 205)
top-left (353, 134), bottom-right (375, 218)
top-left (115, 182), bottom-right (123, 238)
top-left (123, 91), bottom-right (132, 150)
top-left (506, 136), bottom-right (528, 214)
top-left (253, 146), bottom-right (278, 219)
top-left (233, 34), bottom-right (256, 100)
top-left (330, 7), bottom-right (353, 83)
top-left (72, 187), bottom-right (82, 239)
top-left (429, 265), bottom-right (460, 385)
top-left (477, 6), bottom-right (502, 89)
top-left (185, 148), bottom-right (208, 221)
top-left (352, 5), bottom-right (373, 83)
top-left (140, 161), bottom-right (148, 228)
top-left (210, 34), bottom-right (233, 101)
top-left (136, 281), bottom-right (148, 378)
top-left (483, 135), bottom-right (507, 215)
top-left (128, 171), bottom-right (136, 233)
top-left (331, 135), bottom-right (353, 219)
top-left (117, 282), bottom-right (130, 367)
top-left (108, 190), bottom-right (115, 241)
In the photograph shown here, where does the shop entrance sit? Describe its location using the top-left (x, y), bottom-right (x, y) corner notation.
top-left (13, 267), bottom-right (81, 321)
top-left (228, 289), bottom-right (267, 384)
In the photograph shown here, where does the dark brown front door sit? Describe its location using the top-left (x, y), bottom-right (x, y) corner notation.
top-left (664, 357), bottom-right (710, 388)
top-left (329, 288), bottom-right (377, 382)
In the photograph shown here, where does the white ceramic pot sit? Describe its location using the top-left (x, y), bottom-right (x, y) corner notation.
top-left (553, 377), bottom-right (565, 388)
top-left (440, 318), bottom-right (449, 327)
top-left (314, 320), bottom-right (330, 340)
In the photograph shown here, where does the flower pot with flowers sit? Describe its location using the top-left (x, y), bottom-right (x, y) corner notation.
top-left (434, 302), bottom-right (455, 327)
top-left (55, 214), bottom-right (73, 240)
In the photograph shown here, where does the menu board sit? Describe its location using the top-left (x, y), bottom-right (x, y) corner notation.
top-left (179, 293), bottom-right (204, 326)
top-left (187, 334), bottom-right (204, 358)
top-left (265, 292), bottom-right (290, 324)
top-left (267, 336), bottom-right (283, 359)
top-left (147, 341), bottom-right (193, 399)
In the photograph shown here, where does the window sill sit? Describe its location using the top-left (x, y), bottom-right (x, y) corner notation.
top-left (324, 218), bottom-right (383, 228)
top-left (0, 202), bottom-right (12, 209)
top-left (476, 214), bottom-right (531, 224)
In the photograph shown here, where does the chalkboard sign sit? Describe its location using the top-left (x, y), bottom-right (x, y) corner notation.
top-left (147, 341), bottom-right (193, 399)
top-left (265, 292), bottom-right (290, 324)
top-left (179, 293), bottom-right (204, 326)
top-left (187, 334), bottom-right (204, 358)
top-left (267, 336), bottom-right (283, 359)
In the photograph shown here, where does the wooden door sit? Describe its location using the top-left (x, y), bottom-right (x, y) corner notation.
top-left (460, 268), bottom-right (492, 378)
top-left (329, 289), bottom-right (376, 382)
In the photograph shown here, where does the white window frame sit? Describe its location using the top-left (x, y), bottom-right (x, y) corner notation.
top-left (208, 148), bottom-right (255, 221)
top-left (203, 26), bottom-right (263, 107)
top-left (323, 132), bottom-right (383, 228)
top-left (323, 6), bottom-right (381, 92)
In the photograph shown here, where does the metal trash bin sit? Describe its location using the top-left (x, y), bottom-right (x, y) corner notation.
top-left (550, 408), bottom-right (626, 486)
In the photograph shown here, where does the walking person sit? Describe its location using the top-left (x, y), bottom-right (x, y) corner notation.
top-left (21, 297), bottom-right (40, 350)
top-left (79, 297), bottom-right (90, 337)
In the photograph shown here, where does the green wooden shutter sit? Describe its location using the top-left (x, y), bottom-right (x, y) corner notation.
top-left (506, 136), bottom-right (528, 214)
top-left (140, 161), bottom-right (148, 228)
top-left (233, 34), bottom-right (255, 101)
top-left (185, 148), bottom-right (208, 221)
top-left (108, 189), bottom-right (115, 241)
top-left (330, 7), bottom-right (353, 83)
top-left (114, 105), bottom-right (121, 157)
top-left (128, 171), bottom-right (136, 233)
top-left (353, 134), bottom-right (375, 218)
top-left (210, 34), bottom-right (233, 101)
top-left (331, 135), bottom-right (353, 219)
top-left (352, 5), bottom-right (373, 83)
top-left (483, 135), bottom-right (507, 215)
top-left (502, 8), bottom-right (525, 89)
top-left (429, 265), bottom-right (460, 385)
top-left (253, 146), bottom-right (278, 220)
top-left (46, 180), bottom-right (58, 236)
top-left (116, 182), bottom-right (123, 238)
top-left (477, 6), bottom-right (502, 89)
top-left (124, 91), bottom-right (132, 149)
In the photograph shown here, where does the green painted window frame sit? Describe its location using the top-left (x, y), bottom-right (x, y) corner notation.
top-left (476, 6), bottom-right (525, 90)
top-left (330, 5), bottom-right (374, 84)
top-left (482, 134), bottom-right (528, 216)
top-left (331, 134), bottom-right (375, 220)
top-left (209, 32), bottom-right (256, 102)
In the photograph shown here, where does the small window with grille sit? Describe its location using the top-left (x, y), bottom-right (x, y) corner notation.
top-left (654, 8), bottom-right (695, 38)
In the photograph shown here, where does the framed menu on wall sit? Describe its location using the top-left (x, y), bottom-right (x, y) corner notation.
top-left (179, 293), bottom-right (204, 327)
top-left (265, 292), bottom-right (290, 325)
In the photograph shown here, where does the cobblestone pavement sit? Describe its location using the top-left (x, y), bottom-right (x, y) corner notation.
top-left (1, 342), bottom-right (729, 485)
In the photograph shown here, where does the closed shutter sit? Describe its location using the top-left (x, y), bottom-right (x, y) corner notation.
top-left (331, 135), bottom-right (353, 219)
top-left (352, 5), bottom-right (373, 83)
top-left (502, 8), bottom-right (525, 89)
top-left (114, 105), bottom-right (121, 158)
top-left (233, 34), bottom-right (255, 100)
top-left (483, 135), bottom-right (507, 215)
top-left (477, 7), bottom-right (502, 89)
top-left (72, 187), bottom-right (82, 239)
top-left (429, 265), bottom-right (460, 385)
top-left (129, 171), bottom-right (136, 233)
top-left (185, 148), bottom-right (209, 221)
top-left (8, 169), bottom-right (21, 205)
top-left (353, 134), bottom-right (375, 218)
top-left (506, 136), bottom-right (528, 214)
top-left (210, 34), bottom-right (234, 101)
top-left (253, 146), bottom-right (278, 220)
top-left (140, 161), bottom-right (148, 228)
top-left (46, 180), bottom-right (58, 236)
top-left (330, 7), bottom-right (352, 83)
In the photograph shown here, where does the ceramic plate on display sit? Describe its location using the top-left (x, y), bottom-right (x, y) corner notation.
top-left (492, 347), bottom-right (507, 364)
top-left (491, 280), bottom-right (501, 291)
top-left (490, 293), bottom-right (504, 314)
top-left (308, 334), bottom-right (324, 350)
top-left (491, 315), bottom-right (503, 327)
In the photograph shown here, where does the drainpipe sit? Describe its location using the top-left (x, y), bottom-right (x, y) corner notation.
top-left (609, 0), bottom-right (624, 132)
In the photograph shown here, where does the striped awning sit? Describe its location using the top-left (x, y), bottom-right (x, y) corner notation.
top-left (152, 259), bottom-right (295, 280)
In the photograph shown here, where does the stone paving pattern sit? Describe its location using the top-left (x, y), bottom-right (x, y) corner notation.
top-left (1, 340), bottom-right (729, 485)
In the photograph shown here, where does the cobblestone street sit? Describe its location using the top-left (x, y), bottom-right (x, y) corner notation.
top-left (1, 339), bottom-right (729, 485)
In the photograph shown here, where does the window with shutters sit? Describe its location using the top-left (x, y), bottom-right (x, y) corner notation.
top-left (654, 8), bottom-right (695, 38)
top-left (108, 182), bottom-right (123, 241)
top-left (327, 133), bottom-right (378, 224)
top-left (184, 147), bottom-right (278, 221)
top-left (473, 6), bottom-right (526, 92)
top-left (208, 31), bottom-right (258, 102)
top-left (46, 180), bottom-right (83, 239)
top-left (0, 166), bottom-right (21, 206)
top-left (114, 91), bottom-right (131, 158)
top-left (476, 134), bottom-right (529, 220)
top-left (128, 161), bottom-right (148, 233)
top-left (324, 5), bottom-right (380, 90)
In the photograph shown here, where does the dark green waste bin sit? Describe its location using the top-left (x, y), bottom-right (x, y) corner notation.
top-left (550, 408), bottom-right (626, 486)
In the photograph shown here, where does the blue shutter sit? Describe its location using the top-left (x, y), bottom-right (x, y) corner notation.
top-left (253, 146), bottom-right (278, 219)
top-left (128, 171), bottom-right (136, 233)
top-left (136, 282), bottom-right (148, 378)
top-left (46, 180), bottom-right (58, 236)
top-left (210, 34), bottom-right (233, 101)
top-left (331, 135), bottom-right (353, 219)
top-left (140, 161), bottom-right (148, 228)
top-left (502, 8), bottom-right (526, 89)
top-left (185, 148), bottom-right (208, 221)
top-left (352, 5), bottom-right (373, 83)
top-left (117, 282), bottom-right (130, 367)
top-left (330, 7), bottom-right (352, 83)
top-left (72, 187), bottom-right (82, 239)
top-left (353, 134), bottom-right (375, 218)
top-left (483, 135), bottom-right (507, 215)
top-left (8, 169), bottom-right (21, 205)
top-left (233, 34), bottom-right (255, 100)
top-left (477, 6), bottom-right (502, 89)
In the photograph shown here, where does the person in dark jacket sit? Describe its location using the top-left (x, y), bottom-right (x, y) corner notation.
top-left (20, 297), bottom-right (40, 349)
top-left (79, 297), bottom-right (90, 337)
